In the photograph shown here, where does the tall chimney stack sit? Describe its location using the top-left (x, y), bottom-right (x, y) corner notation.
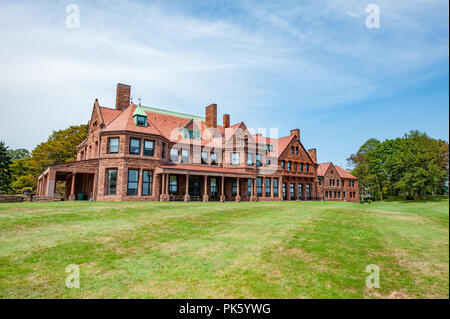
top-left (115, 83), bottom-right (131, 111)
top-left (308, 148), bottom-right (317, 163)
top-left (223, 114), bottom-right (230, 128)
top-left (290, 129), bottom-right (300, 141)
top-left (205, 103), bottom-right (217, 128)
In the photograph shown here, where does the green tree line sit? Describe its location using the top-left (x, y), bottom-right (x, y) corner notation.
top-left (348, 130), bottom-right (449, 200)
top-left (0, 125), bottom-right (87, 194)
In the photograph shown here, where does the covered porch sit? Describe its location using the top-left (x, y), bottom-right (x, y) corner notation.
top-left (36, 160), bottom-right (99, 200)
top-left (155, 165), bottom-right (255, 202)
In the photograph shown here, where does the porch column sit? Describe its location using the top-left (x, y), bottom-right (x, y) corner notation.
top-left (203, 175), bottom-right (209, 202)
top-left (69, 173), bottom-right (76, 201)
top-left (159, 173), bottom-right (165, 201)
top-left (184, 174), bottom-right (190, 202)
top-left (92, 171), bottom-right (98, 201)
top-left (165, 174), bottom-right (169, 194)
top-left (262, 177), bottom-right (266, 199)
top-left (254, 178), bottom-right (257, 201)
top-left (270, 177), bottom-right (274, 198)
top-left (235, 177), bottom-right (241, 202)
top-left (220, 176), bottom-right (225, 202)
top-left (279, 179), bottom-right (283, 200)
top-left (294, 182), bottom-right (298, 200)
top-left (137, 169), bottom-right (143, 197)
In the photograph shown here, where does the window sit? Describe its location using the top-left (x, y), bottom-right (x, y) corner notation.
top-left (348, 180), bottom-right (351, 187)
top-left (106, 169), bottom-right (117, 195)
top-left (248, 179), bottom-right (252, 196)
top-left (306, 184), bottom-right (311, 198)
top-left (136, 115), bottom-right (147, 126)
top-left (108, 137), bottom-right (119, 154)
top-left (300, 163), bottom-right (303, 172)
top-left (338, 191), bottom-right (340, 198)
top-left (210, 153), bottom-right (217, 165)
top-left (296, 147), bottom-right (299, 155)
top-left (266, 159), bottom-right (271, 165)
top-left (281, 161), bottom-right (285, 170)
top-left (181, 149), bottom-right (189, 163)
top-left (265, 178), bottom-right (271, 197)
top-left (305, 164), bottom-right (309, 172)
top-left (256, 154), bottom-right (262, 166)
top-left (231, 153), bottom-right (240, 165)
top-left (287, 162), bottom-right (291, 171)
top-left (318, 177), bottom-right (322, 185)
top-left (232, 179), bottom-right (237, 197)
top-left (127, 169), bottom-right (139, 195)
top-left (334, 191), bottom-right (337, 198)
top-left (265, 144), bottom-right (273, 152)
top-left (343, 191), bottom-right (346, 198)
top-left (325, 191), bottom-right (328, 198)
top-left (129, 138), bottom-right (141, 155)
top-left (170, 148), bottom-right (179, 162)
top-left (144, 140), bottom-right (154, 156)
top-left (291, 146), bottom-right (295, 154)
top-left (298, 184), bottom-right (303, 198)
top-left (210, 178), bottom-right (217, 198)
top-left (337, 180), bottom-right (340, 186)
top-left (290, 183), bottom-right (294, 199)
top-left (352, 180), bottom-right (355, 187)
top-left (283, 183), bottom-right (286, 200)
top-left (201, 151), bottom-right (208, 165)
top-left (247, 153), bottom-right (254, 166)
top-left (273, 178), bottom-right (278, 197)
top-left (142, 170), bottom-right (153, 196)
top-left (169, 175), bottom-right (177, 194)
top-left (257, 177), bottom-right (263, 197)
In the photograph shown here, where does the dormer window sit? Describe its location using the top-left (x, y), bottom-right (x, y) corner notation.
top-left (136, 115), bottom-right (147, 126)
top-left (132, 106), bottom-right (148, 127)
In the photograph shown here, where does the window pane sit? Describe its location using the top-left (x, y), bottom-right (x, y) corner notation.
top-left (169, 175), bottom-right (177, 194)
top-left (232, 153), bottom-right (239, 165)
top-left (247, 153), bottom-right (253, 165)
top-left (106, 169), bottom-right (117, 195)
top-left (136, 115), bottom-right (146, 126)
top-left (265, 178), bottom-right (271, 197)
top-left (129, 138), bottom-right (140, 155)
top-left (170, 148), bottom-right (178, 162)
top-left (127, 169), bottom-right (139, 195)
top-left (257, 177), bottom-right (262, 197)
top-left (109, 138), bottom-right (119, 153)
top-left (142, 170), bottom-right (153, 196)
top-left (144, 140), bottom-right (154, 156)
top-left (248, 179), bottom-right (252, 196)
top-left (181, 149), bottom-right (189, 163)
top-left (273, 178), bottom-right (278, 197)
top-left (201, 152), bottom-right (208, 164)
top-left (210, 153), bottom-right (217, 165)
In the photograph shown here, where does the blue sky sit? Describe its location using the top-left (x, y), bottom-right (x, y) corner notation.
top-left (0, 0), bottom-right (448, 167)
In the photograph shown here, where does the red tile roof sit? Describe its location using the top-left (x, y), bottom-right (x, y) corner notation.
top-left (317, 162), bottom-right (356, 179)
top-left (99, 107), bottom-right (121, 125)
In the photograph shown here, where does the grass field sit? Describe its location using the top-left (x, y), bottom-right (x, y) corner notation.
top-left (0, 198), bottom-right (448, 299)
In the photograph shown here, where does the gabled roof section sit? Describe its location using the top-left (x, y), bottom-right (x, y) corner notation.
top-left (335, 165), bottom-right (357, 179)
top-left (99, 107), bottom-right (121, 125)
top-left (132, 105), bottom-right (148, 117)
top-left (317, 162), bottom-right (357, 179)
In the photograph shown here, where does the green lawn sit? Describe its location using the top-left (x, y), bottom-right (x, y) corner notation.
top-left (0, 198), bottom-right (448, 299)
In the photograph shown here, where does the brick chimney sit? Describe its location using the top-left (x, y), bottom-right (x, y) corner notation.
top-left (205, 104), bottom-right (217, 128)
top-left (290, 129), bottom-right (300, 140)
top-left (115, 83), bottom-right (131, 111)
top-left (308, 148), bottom-right (317, 163)
top-left (223, 114), bottom-right (230, 128)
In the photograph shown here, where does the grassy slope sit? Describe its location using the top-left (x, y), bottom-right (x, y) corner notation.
top-left (0, 198), bottom-right (448, 299)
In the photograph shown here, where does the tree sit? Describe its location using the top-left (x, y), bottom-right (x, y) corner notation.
top-left (0, 141), bottom-right (12, 194)
top-left (348, 131), bottom-right (449, 200)
top-left (31, 125), bottom-right (87, 174)
top-left (7, 148), bottom-right (30, 161)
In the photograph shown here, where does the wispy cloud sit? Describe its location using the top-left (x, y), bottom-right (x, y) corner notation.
top-left (0, 0), bottom-right (448, 160)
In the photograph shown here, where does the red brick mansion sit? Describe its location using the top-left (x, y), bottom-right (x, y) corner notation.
top-left (36, 84), bottom-right (359, 203)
